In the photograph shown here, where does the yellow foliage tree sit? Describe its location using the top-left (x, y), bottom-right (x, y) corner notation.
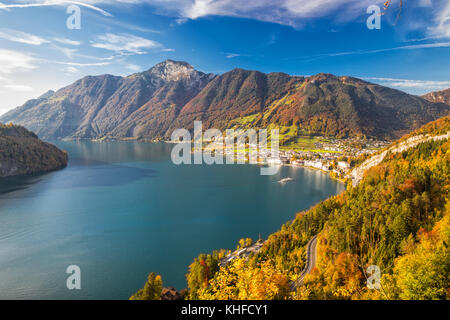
top-left (199, 259), bottom-right (290, 300)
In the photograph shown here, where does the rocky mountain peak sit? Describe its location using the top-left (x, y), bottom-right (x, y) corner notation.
top-left (147, 60), bottom-right (202, 82)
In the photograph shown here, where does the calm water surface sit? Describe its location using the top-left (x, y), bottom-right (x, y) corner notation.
top-left (0, 141), bottom-right (344, 299)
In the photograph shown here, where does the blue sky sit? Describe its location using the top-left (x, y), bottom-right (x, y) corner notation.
top-left (0, 0), bottom-right (449, 114)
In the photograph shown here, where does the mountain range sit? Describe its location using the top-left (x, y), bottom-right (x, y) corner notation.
top-left (1, 60), bottom-right (449, 141)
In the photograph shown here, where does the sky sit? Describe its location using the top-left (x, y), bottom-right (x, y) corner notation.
top-left (0, 0), bottom-right (449, 115)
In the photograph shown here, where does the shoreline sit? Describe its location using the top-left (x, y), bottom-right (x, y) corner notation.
top-left (284, 163), bottom-right (348, 184)
top-left (57, 137), bottom-right (349, 185)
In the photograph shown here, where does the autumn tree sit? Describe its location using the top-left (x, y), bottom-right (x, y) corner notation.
top-left (130, 272), bottom-right (163, 300)
top-left (199, 259), bottom-right (290, 300)
top-left (186, 250), bottom-right (226, 299)
top-left (390, 214), bottom-right (450, 300)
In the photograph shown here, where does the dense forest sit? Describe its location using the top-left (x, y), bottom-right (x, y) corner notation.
top-left (0, 123), bottom-right (68, 178)
top-left (131, 116), bottom-right (449, 300)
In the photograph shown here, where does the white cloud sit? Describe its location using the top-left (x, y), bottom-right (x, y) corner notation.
top-left (225, 52), bottom-right (252, 58)
top-left (344, 41), bottom-right (450, 55)
top-left (1, 0), bottom-right (447, 37)
top-left (3, 84), bottom-right (34, 92)
top-left (429, 1), bottom-right (450, 38)
top-left (145, 0), bottom-right (383, 26)
top-left (0, 28), bottom-right (49, 45)
top-left (0, 0), bottom-right (382, 26)
top-left (2, 0), bottom-right (447, 35)
top-left (91, 33), bottom-right (161, 54)
top-left (53, 37), bottom-right (82, 46)
top-left (138, 0), bottom-right (445, 31)
top-left (51, 60), bottom-right (110, 67)
top-left (64, 66), bottom-right (79, 73)
top-left (363, 77), bottom-right (450, 93)
top-left (183, 0), bottom-right (352, 22)
top-left (0, 1), bottom-right (112, 17)
top-left (0, 49), bottom-right (37, 73)
top-left (125, 63), bottom-right (141, 72)
top-left (288, 42), bottom-right (450, 61)
top-left (175, 17), bottom-right (188, 24)
top-left (51, 44), bottom-right (78, 58)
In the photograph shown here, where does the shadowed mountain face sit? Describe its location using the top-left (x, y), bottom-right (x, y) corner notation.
top-left (0, 123), bottom-right (67, 178)
top-left (423, 88), bottom-right (450, 106)
top-left (1, 60), bottom-right (448, 140)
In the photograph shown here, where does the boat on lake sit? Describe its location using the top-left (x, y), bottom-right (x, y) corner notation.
top-left (278, 177), bottom-right (293, 183)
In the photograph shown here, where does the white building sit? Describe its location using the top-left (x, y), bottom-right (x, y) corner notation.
top-left (337, 161), bottom-right (350, 169)
top-left (267, 157), bottom-right (282, 164)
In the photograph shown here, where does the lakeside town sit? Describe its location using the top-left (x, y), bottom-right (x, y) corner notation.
top-left (274, 137), bottom-right (391, 180)
top-left (201, 137), bottom-right (391, 181)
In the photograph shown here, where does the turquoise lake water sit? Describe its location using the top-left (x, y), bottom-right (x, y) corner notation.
top-left (0, 141), bottom-right (344, 299)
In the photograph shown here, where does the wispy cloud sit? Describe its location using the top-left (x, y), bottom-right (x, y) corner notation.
top-left (2, 0), bottom-right (446, 38)
top-left (0, 0), bottom-right (379, 27)
top-left (363, 77), bottom-right (450, 94)
top-left (0, 28), bottom-right (87, 61)
top-left (3, 84), bottom-right (34, 92)
top-left (0, 49), bottom-right (37, 73)
top-left (64, 66), bottom-right (79, 73)
top-left (49, 60), bottom-right (110, 67)
top-left (330, 42), bottom-right (450, 56)
top-left (138, 0), bottom-right (448, 37)
top-left (0, 29), bottom-right (49, 45)
top-left (90, 33), bottom-right (162, 55)
top-left (2, 0), bottom-right (446, 37)
top-left (0, 1), bottom-right (112, 17)
top-left (287, 42), bottom-right (450, 61)
top-left (50, 44), bottom-right (78, 58)
top-left (53, 37), bottom-right (82, 46)
top-left (125, 63), bottom-right (142, 72)
top-left (224, 52), bottom-right (252, 58)
top-left (429, 1), bottom-right (450, 38)
top-left (180, 0), bottom-right (378, 26)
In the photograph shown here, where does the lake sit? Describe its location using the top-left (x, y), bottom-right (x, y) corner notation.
top-left (0, 141), bottom-right (344, 299)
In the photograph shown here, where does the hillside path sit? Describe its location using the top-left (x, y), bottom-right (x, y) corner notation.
top-left (290, 235), bottom-right (317, 291)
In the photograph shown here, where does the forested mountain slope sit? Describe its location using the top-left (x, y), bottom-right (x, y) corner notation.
top-left (0, 123), bottom-right (67, 178)
top-left (173, 116), bottom-right (449, 300)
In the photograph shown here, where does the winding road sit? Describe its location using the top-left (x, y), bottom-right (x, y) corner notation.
top-left (290, 235), bottom-right (317, 291)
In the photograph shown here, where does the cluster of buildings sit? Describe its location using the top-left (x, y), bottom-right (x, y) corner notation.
top-left (316, 138), bottom-right (390, 157)
top-left (265, 138), bottom-right (390, 179)
top-left (201, 137), bottom-right (390, 179)
top-left (218, 239), bottom-right (266, 267)
top-left (266, 150), bottom-right (350, 178)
